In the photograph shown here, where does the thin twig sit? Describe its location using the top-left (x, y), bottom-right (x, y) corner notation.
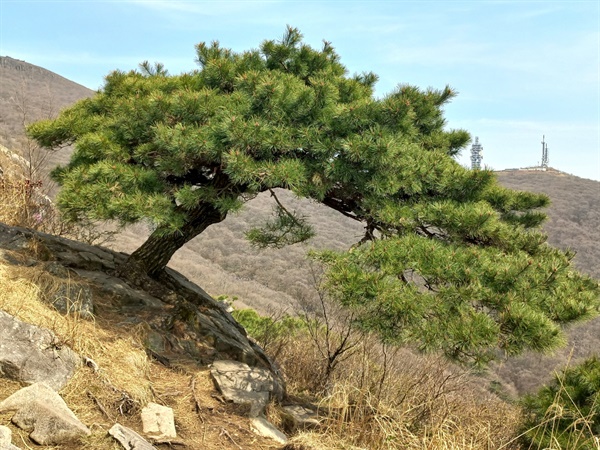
top-left (87, 390), bottom-right (112, 420)
top-left (219, 428), bottom-right (243, 450)
top-left (268, 188), bottom-right (303, 227)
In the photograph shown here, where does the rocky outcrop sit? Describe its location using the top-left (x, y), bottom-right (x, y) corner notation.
top-left (210, 359), bottom-right (289, 443)
top-left (0, 310), bottom-right (80, 390)
top-left (0, 382), bottom-right (91, 445)
top-left (0, 222), bottom-right (285, 393)
top-left (0, 221), bottom-right (297, 447)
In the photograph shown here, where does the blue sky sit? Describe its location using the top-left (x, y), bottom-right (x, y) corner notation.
top-left (1, 0), bottom-right (599, 180)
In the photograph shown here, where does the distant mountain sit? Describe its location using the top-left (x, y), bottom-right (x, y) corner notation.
top-left (1, 57), bottom-right (598, 396)
top-left (0, 56), bottom-right (93, 173)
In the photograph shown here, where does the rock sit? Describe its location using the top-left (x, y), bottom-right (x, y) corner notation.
top-left (109, 424), bottom-right (158, 450)
top-left (72, 269), bottom-right (166, 309)
top-left (250, 417), bottom-right (288, 444)
top-left (0, 425), bottom-right (21, 450)
top-left (43, 261), bottom-right (71, 277)
top-left (210, 360), bottom-right (283, 417)
top-left (140, 402), bottom-right (176, 440)
top-left (280, 444), bottom-right (317, 450)
top-left (49, 281), bottom-right (94, 319)
top-left (281, 405), bottom-right (321, 432)
top-left (0, 248), bottom-right (34, 267)
top-left (0, 382), bottom-right (91, 445)
top-left (0, 310), bottom-right (80, 390)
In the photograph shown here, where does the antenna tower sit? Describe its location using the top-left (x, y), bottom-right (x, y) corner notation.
top-left (470, 137), bottom-right (483, 170)
top-left (541, 135), bottom-right (549, 169)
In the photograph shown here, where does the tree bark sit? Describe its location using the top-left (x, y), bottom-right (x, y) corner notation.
top-left (124, 203), bottom-right (226, 278)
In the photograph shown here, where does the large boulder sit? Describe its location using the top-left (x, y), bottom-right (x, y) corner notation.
top-left (0, 382), bottom-right (91, 445)
top-left (0, 310), bottom-right (80, 390)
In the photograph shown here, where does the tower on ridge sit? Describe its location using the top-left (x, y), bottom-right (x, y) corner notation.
top-left (541, 135), bottom-right (549, 169)
top-left (470, 137), bottom-right (483, 170)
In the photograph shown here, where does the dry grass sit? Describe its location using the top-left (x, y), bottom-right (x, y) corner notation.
top-left (0, 148), bottom-right (117, 245)
top-left (253, 327), bottom-right (523, 450)
top-left (0, 259), bottom-right (283, 449)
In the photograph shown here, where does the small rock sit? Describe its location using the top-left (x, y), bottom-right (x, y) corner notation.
top-left (250, 417), bottom-right (287, 444)
top-left (0, 425), bottom-right (21, 450)
top-left (0, 382), bottom-right (91, 445)
top-left (109, 424), bottom-right (158, 450)
top-left (141, 402), bottom-right (176, 440)
top-left (211, 360), bottom-right (281, 417)
top-left (282, 405), bottom-right (321, 432)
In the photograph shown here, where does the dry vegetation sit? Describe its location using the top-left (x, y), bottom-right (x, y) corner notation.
top-left (0, 261), bottom-right (285, 450)
top-left (0, 56), bottom-right (92, 179)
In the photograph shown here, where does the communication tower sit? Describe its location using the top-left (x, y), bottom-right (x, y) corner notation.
top-left (541, 135), bottom-right (549, 169)
top-left (470, 137), bottom-right (483, 170)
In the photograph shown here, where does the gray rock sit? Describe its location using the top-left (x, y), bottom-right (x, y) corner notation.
top-left (0, 425), bottom-right (21, 450)
top-left (0, 382), bottom-right (91, 445)
top-left (0, 310), bottom-right (80, 390)
top-left (49, 282), bottom-right (94, 319)
top-left (282, 405), bottom-right (321, 431)
top-left (141, 402), bottom-right (176, 440)
top-left (72, 269), bottom-right (166, 309)
top-left (109, 424), bottom-right (158, 450)
top-left (0, 249), bottom-right (34, 267)
top-left (43, 261), bottom-right (71, 277)
top-left (249, 417), bottom-right (288, 444)
top-left (210, 360), bottom-right (283, 417)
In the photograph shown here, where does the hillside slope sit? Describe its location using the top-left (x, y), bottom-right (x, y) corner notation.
top-left (1, 57), bottom-right (598, 396)
top-left (0, 56), bottom-right (93, 178)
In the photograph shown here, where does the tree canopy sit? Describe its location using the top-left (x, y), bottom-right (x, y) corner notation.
top-left (28, 27), bottom-right (599, 366)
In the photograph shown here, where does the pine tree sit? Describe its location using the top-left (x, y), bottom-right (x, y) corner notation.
top-left (28, 27), bottom-right (599, 366)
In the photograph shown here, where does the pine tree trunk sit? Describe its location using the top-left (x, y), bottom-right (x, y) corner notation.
top-left (124, 203), bottom-right (225, 278)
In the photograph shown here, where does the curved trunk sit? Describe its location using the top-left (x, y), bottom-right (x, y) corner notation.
top-left (125, 203), bottom-right (226, 278)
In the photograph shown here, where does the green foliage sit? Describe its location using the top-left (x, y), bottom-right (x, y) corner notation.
top-left (27, 26), bottom-right (600, 366)
top-left (245, 203), bottom-right (315, 248)
top-left (521, 356), bottom-right (600, 449)
top-left (232, 308), bottom-right (306, 346)
top-left (313, 233), bottom-right (599, 367)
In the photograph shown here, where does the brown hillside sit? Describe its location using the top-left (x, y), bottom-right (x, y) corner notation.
top-left (489, 169), bottom-right (600, 396)
top-left (0, 56), bottom-right (94, 176)
top-left (1, 57), bottom-right (598, 397)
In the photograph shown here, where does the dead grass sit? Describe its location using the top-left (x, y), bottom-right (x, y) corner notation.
top-left (0, 260), bottom-right (284, 449)
top-left (251, 324), bottom-right (523, 450)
